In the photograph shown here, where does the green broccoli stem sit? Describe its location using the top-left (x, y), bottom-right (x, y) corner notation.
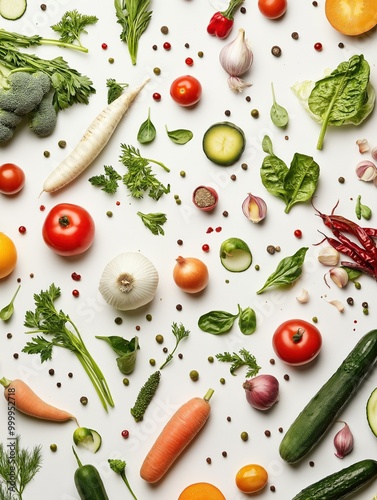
top-left (0, 29), bottom-right (88, 52)
top-left (119, 470), bottom-right (138, 500)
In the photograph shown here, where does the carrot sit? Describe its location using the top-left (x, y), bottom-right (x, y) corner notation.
top-left (41, 78), bottom-right (150, 194)
top-left (140, 388), bottom-right (214, 483)
top-left (1, 377), bottom-right (78, 424)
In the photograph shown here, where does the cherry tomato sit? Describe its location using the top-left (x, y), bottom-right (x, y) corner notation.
top-left (42, 203), bottom-right (95, 256)
top-left (0, 163), bottom-right (25, 195)
top-left (258, 0), bottom-right (287, 19)
top-left (235, 464), bottom-right (268, 494)
top-left (170, 75), bottom-right (202, 107)
top-left (0, 232), bottom-right (17, 279)
top-left (272, 319), bottom-right (322, 365)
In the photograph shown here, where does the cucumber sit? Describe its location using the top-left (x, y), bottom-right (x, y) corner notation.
top-left (367, 387), bottom-right (377, 436)
top-left (219, 237), bottom-right (252, 272)
top-left (0, 0), bottom-right (27, 20)
top-left (292, 459), bottom-right (377, 500)
top-left (202, 121), bottom-right (245, 166)
top-left (72, 447), bottom-right (109, 500)
top-left (280, 329), bottom-right (377, 464)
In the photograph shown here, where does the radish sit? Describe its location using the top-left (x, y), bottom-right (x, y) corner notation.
top-left (41, 78), bottom-right (150, 194)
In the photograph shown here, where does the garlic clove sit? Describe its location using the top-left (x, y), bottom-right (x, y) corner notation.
top-left (327, 299), bottom-right (345, 312)
top-left (355, 160), bottom-right (377, 182)
top-left (219, 28), bottom-right (253, 93)
top-left (329, 267), bottom-right (349, 288)
top-left (242, 193), bottom-right (267, 223)
top-left (296, 288), bottom-right (309, 303)
top-left (356, 138), bottom-right (370, 154)
top-left (318, 246), bottom-right (340, 266)
top-left (334, 421), bottom-right (354, 459)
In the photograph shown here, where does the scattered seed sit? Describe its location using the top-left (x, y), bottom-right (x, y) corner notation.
top-left (241, 163), bottom-right (248, 170)
top-left (347, 297), bottom-right (354, 305)
top-left (219, 378), bottom-right (226, 385)
top-left (80, 396), bottom-right (88, 405)
top-left (230, 174), bottom-right (237, 181)
top-left (190, 370), bottom-right (199, 381)
top-left (149, 358), bottom-right (156, 366)
top-left (240, 6), bottom-right (246, 13)
top-left (178, 353), bottom-right (183, 359)
top-left (177, 239), bottom-right (183, 245)
top-left (224, 109), bottom-right (231, 116)
top-left (284, 374), bottom-right (290, 381)
top-left (108, 57), bottom-right (114, 64)
top-left (160, 26), bottom-right (169, 34)
top-left (162, 347), bottom-right (168, 353)
top-left (240, 431), bottom-right (249, 441)
top-left (338, 42), bottom-right (345, 48)
top-left (184, 42), bottom-right (190, 48)
top-left (270, 358), bottom-right (275, 364)
top-left (206, 457), bottom-right (212, 464)
top-left (314, 42), bottom-right (323, 51)
top-left (152, 44), bottom-right (158, 50)
top-left (309, 460), bottom-right (315, 467)
top-left (58, 140), bottom-right (66, 149)
top-left (68, 372), bottom-right (73, 378)
top-left (278, 427), bottom-right (283, 433)
top-left (362, 301), bottom-right (368, 308)
top-left (267, 245), bottom-right (276, 254)
top-left (251, 109), bottom-right (259, 118)
top-left (176, 304), bottom-right (182, 311)
top-left (146, 314), bottom-right (152, 321)
top-left (49, 369), bottom-right (55, 376)
top-left (222, 451), bottom-right (228, 457)
top-left (50, 444), bottom-right (57, 452)
top-left (197, 51), bottom-right (204, 58)
top-left (338, 176), bottom-right (345, 184)
top-left (155, 334), bottom-right (164, 344)
top-left (106, 211), bottom-right (113, 217)
top-left (13, 353), bottom-right (19, 359)
top-left (7, 333), bottom-right (12, 339)
top-left (56, 382), bottom-right (61, 388)
top-left (180, 170), bottom-right (186, 177)
top-left (275, 246), bottom-right (281, 252)
top-left (153, 67), bottom-right (161, 75)
top-left (208, 356), bottom-right (214, 363)
top-left (40, 4), bottom-right (46, 10)
top-left (245, 95), bottom-right (251, 102)
top-left (123, 378), bottom-right (129, 386)
top-left (271, 45), bottom-right (282, 57)
top-left (222, 210), bottom-right (229, 217)
top-left (114, 317), bottom-right (123, 325)
top-left (43, 151), bottom-right (50, 158)
top-left (121, 429), bottom-right (130, 439)
top-left (163, 41), bottom-right (171, 51)
top-left (291, 32), bottom-right (299, 40)
top-left (264, 430), bottom-right (271, 437)
top-left (270, 485), bottom-right (276, 492)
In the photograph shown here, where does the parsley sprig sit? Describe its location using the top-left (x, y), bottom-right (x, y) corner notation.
top-left (22, 284), bottom-right (114, 412)
top-left (216, 348), bottom-right (261, 377)
top-left (137, 211), bottom-right (167, 235)
top-left (106, 78), bottom-right (129, 104)
top-left (89, 165), bottom-right (122, 194)
top-left (50, 10), bottom-right (98, 48)
top-left (160, 323), bottom-right (190, 369)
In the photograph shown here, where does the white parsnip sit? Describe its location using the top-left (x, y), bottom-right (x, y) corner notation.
top-left (42, 78), bottom-right (150, 194)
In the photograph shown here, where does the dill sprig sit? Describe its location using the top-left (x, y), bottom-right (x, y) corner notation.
top-left (215, 348), bottom-right (261, 377)
top-left (160, 322), bottom-right (190, 369)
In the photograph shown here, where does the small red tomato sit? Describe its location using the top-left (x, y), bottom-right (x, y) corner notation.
top-left (170, 75), bottom-right (202, 107)
top-left (258, 0), bottom-right (287, 19)
top-left (272, 319), bottom-right (322, 365)
top-left (42, 203), bottom-right (95, 256)
top-left (0, 163), bottom-right (25, 195)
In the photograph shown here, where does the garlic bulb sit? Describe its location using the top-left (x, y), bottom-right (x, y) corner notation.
top-left (99, 252), bottom-right (159, 311)
top-left (219, 28), bottom-right (253, 93)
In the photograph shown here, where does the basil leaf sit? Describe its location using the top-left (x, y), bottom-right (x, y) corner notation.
top-left (283, 153), bottom-right (320, 213)
top-left (165, 126), bottom-right (193, 145)
top-left (0, 284), bottom-right (21, 321)
top-left (260, 138), bottom-right (289, 203)
top-left (342, 266), bottom-right (362, 281)
top-left (257, 247), bottom-right (308, 294)
top-left (96, 335), bottom-right (139, 374)
top-left (198, 310), bottom-right (239, 334)
top-left (137, 109), bottom-right (156, 144)
top-left (238, 307), bottom-right (257, 335)
top-left (270, 83), bottom-right (289, 128)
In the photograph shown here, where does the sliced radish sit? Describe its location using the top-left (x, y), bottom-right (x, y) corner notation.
top-left (0, 0), bottom-right (27, 20)
top-left (220, 238), bottom-right (252, 272)
top-left (73, 427), bottom-right (102, 453)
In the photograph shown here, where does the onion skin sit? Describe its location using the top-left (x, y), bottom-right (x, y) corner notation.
top-left (243, 374), bottom-right (279, 411)
top-left (173, 256), bottom-right (209, 293)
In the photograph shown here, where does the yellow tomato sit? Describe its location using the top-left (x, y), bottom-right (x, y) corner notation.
top-left (178, 482), bottom-right (226, 500)
top-left (0, 232), bottom-right (17, 279)
top-left (235, 463), bottom-right (268, 494)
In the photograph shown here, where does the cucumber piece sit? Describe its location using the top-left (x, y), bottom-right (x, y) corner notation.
top-left (220, 237), bottom-right (252, 272)
top-left (0, 0), bottom-right (27, 20)
top-left (367, 387), bottom-right (377, 436)
top-left (73, 427), bottom-right (102, 453)
top-left (203, 121), bottom-right (245, 166)
top-left (292, 459), bottom-right (377, 500)
top-left (279, 329), bottom-right (377, 463)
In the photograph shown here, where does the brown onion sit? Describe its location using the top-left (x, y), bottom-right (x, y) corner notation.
top-left (173, 256), bottom-right (209, 293)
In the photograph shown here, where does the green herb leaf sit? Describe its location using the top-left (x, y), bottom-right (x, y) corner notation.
top-left (88, 165), bottom-right (122, 193)
top-left (137, 108), bottom-right (156, 144)
top-left (270, 82), bottom-right (289, 128)
top-left (0, 284), bottom-right (21, 321)
top-left (198, 309), bottom-right (239, 334)
top-left (355, 194), bottom-right (372, 220)
top-left (257, 247), bottom-right (309, 294)
top-left (50, 9), bottom-right (98, 47)
top-left (160, 322), bottom-right (190, 369)
top-left (137, 211), bottom-right (167, 235)
top-left (96, 335), bottom-right (139, 374)
top-left (238, 306), bottom-right (257, 335)
top-left (165, 125), bottom-right (193, 145)
top-left (215, 348), bottom-right (261, 377)
top-left (106, 79), bottom-right (129, 104)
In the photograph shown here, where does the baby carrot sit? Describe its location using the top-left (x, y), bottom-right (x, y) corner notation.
top-left (140, 388), bottom-right (214, 483)
top-left (41, 78), bottom-right (150, 194)
top-left (1, 377), bottom-right (78, 424)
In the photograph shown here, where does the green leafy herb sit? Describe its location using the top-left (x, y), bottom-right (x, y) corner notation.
top-left (95, 335), bottom-right (139, 375)
top-left (256, 247), bottom-right (308, 294)
top-left (50, 10), bottom-right (98, 48)
top-left (215, 348), bottom-right (261, 377)
top-left (165, 125), bottom-right (193, 145)
top-left (114, 0), bottom-right (153, 65)
top-left (260, 135), bottom-right (320, 213)
top-left (238, 307), bottom-right (257, 335)
top-left (270, 82), bottom-right (289, 128)
top-left (88, 165), bottom-right (122, 193)
top-left (137, 108), bottom-right (156, 144)
top-left (160, 322), bottom-right (190, 369)
top-left (342, 266), bottom-right (362, 282)
top-left (137, 211), bottom-right (167, 235)
top-left (198, 305), bottom-right (256, 335)
top-left (119, 144), bottom-right (170, 200)
top-left (355, 195), bottom-right (372, 220)
top-left (0, 284), bottom-right (20, 321)
top-left (0, 435), bottom-right (42, 500)
top-left (108, 459), bottom-right (138, 500)
top-left (106, 79), bottom-right (129, 104)
top-left (22, 284), bottom-right (114, 411)
top-left (130, 370), bottom-right (160, 422)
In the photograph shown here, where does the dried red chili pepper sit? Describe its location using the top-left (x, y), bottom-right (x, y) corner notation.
top-left (207, 0), bottom-right (245, 39)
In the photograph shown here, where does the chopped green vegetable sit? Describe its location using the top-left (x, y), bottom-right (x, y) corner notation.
top-left (256, 247), bottom-right (308, 294)
top-left (355, 195), bottom-right (372, 220)
top-left (270, 82), bottom-right (289, 128)
top-left (137, 211), bottom-right (167, 235)
top-left (106, 78), bottom-right (128, 104)
top-left (137, 108), bottom-right (156, 144)
top-left (50, 10), bottom-right (98, 48)
top-left (88, 165), bottom-right (122, 193)
top-left (73, 427), bottom-right (102, 453)
top-left (165, 126), bottom-right (193, 145)
top-left (95, 335), bottom-right (139, 374)
top-left (215, 348), bottom-right (261, 377)
top-left (0, 284), bottom-right (20, 321)
top-left (108, 459), bottom-right (138, 500)
top-left (130, 370), bottom-right (161, 422)
top-left (22, 284), bottom-right (114, 412)
top-left (160, 322), bottom-right (190, 369)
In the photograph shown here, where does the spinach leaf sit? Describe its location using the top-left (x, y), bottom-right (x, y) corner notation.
top-left (307, 55), bottom-right (374, 150)
top-left (137, 108), bottom-right (156, 144)
top-left (270, 82), bottom-right (289, 128)
top-left (238, 307), bottom-right (257, 335)
top-left (96, 335), bottom-right (139, 374)
top-left (165, 126), bottom-right (193, 145)
top-left (260, 138), bottom-right (289, 203)
top-left (198, 309), bottom-right (239, 334)
top-left (256, 247), bottom-right (308, 294)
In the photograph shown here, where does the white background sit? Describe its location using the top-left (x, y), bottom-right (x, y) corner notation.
top-left (1, 0), bottom-right (377, 498)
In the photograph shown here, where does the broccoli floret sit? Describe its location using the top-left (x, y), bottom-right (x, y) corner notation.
top-left (0, 71), bottom-right (51, 115)
top-left (0, 109), bottom-right (23, 142)
top-left (0, 122), bottom-right (14, 142)
top-left (28, 92), bottom-right (57, 137)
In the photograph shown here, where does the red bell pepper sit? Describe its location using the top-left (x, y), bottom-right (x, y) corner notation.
top-left (207, 0), bottom-right (245, 39)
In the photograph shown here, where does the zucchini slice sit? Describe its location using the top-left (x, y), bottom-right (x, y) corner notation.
top-left (220, 237), bottom-right (252, 272)
top-left (0, 0), bottom-right (27, 20)
top-left (367, 387), bottom-right (377, 436)
top-left (203, 121), bottom-right (246, 166)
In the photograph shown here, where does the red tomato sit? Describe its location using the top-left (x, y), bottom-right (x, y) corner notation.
top-left (170, 75), bottom-right (202, 107)
top-left (272, 319), bottom-right (322, 365)
top-left (258, 0), bottom-right (287, 19)
top-left (0, 163), bottom-right (25, 195)
top-left (42, 203), bottom-right (95, 256)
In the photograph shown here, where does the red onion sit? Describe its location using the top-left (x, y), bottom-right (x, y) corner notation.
top-left (243, 374), bottom-right (279, 411)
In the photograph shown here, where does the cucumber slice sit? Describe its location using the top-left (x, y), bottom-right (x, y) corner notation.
top-left (203, 121), bottom-right (246, 166)
top-left (220, 237), bottom-right (252, 272)
top-left (367, 387), bottom-right (377, 436)
top-left (0, 0), bottom-right (27, 20)
top-left (73, 427), bottom-right (102, 453)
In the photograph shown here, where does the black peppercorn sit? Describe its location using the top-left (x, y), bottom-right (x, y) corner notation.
top-left (271, 45), bottom-right (282, 57)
